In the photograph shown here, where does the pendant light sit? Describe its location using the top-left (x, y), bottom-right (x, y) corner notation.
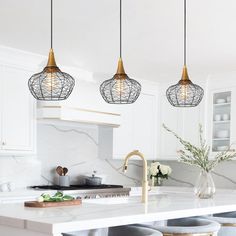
top-left (28, 0), bottom-right (75, 101)
top-left (166, 0), bottom-right (204, 107)
top-left (100, 0), bottom-right (141, 104)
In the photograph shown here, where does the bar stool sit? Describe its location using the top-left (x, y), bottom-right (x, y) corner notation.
top-left (205, 212), bottom-right (236, 236)
top-left (108, 225), bottom-right (163, 236)
top-left (63, 228), bottom-right (108, 236)
top-left (150, 218), bottom-right (220, 236)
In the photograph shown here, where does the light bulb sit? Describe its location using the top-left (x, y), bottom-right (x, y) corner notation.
top-left (43, 72), bottom-right (59, 93)
top-left (180, 84), bottom-right (188, 101)
top-left (115, 79), bottom-right (124, 94)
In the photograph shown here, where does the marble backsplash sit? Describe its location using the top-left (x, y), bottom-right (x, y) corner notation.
top-left (0, 157), bottom-right (41, 189)
top-left (164, 161), bottom-right (236, 189)
top-left (0, 123), bottom-right (236, 190)
top-left (37, 124), bottom-right (142, 187)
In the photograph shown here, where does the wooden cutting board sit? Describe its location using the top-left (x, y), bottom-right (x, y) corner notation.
top-left (24, 199), bottom-right (82, 208)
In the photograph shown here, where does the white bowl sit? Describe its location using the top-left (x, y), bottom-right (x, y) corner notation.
top-left (214, 114), bottom-right (221, 121)
top-left (216, 130), bottom-right (229, 138)
top-left (216, 98), bottom-right (226, 104)
top-left (216, 146), bottom-right (229, 151)
top-left (222, 114), bottom-right (230, 121)
top-left (226, 96), bottom-right (231, 103)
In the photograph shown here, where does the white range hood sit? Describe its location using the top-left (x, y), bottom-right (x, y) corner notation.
top-left (37, 103), bottom-right (121, 128)
top-left (37, 79), bottom-right (121, 128)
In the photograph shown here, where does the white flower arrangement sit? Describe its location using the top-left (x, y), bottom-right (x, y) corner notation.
top-left (148, 161), bottom-right (172, 180)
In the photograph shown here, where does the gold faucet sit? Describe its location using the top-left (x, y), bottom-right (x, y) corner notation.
top-left (123, 150), bottom-right (148, 203)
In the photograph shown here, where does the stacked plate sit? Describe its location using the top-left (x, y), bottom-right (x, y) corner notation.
top-left (216, 98), bottom-right (226, 104)
top-left (216, 146), bottom-right (228, 151)
top-left (215, 130), bottom-right (229, 138)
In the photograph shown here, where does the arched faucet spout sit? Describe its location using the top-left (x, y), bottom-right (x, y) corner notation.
top-left (123, 150), bottom-right (148, 203)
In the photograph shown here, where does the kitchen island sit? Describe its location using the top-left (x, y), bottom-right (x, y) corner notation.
top-left (1, 187), bottom-right (236, 236)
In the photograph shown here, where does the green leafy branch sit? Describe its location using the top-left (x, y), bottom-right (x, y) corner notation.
top-left (163, 124), bottom-right (236, 172)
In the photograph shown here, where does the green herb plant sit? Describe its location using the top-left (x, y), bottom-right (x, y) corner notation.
top-left (38, 192), bottom-right (74, 202)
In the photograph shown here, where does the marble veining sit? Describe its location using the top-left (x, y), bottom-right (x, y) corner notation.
top-left (50, 125), bottom-right (99, 146)
top-left (1, 189), bottom-right (236, 235)
top-left (168, 176), bottom-right (194, 187)
top-left (37, 124), bottom-right (141, 187)
top-left (212, 170), bottom-right (236, 185)
top-left (163, 161), bottom-right (236, 188)
top-left (0, 124), bottom-right (236, 190)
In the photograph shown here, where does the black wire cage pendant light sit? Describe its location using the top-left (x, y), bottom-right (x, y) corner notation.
top-left (28, 0), bottom-right (75, 101)
top-left (166, 0), bottom-right (204, 107)
top-left (100, 0), bottom-right (141, 104)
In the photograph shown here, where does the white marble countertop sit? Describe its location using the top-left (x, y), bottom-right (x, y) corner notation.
top-left (1, 187), bottom-right (236, 235)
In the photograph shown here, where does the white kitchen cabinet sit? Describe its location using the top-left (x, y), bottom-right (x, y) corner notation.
top-left (181, 105), bottom-right (203, 146)
top-left (0, 46), bottom-right (40, 155)
top-left (0, 46), bottom-right (37, 155)
top-left (98, 81), bottom-right (159, 160)
top-left (112, 105), bottom-right (134, 157)
top-left (206, 86), bottom-right (236, 154)
top-left (133, 92), bottom-right (157, 157)
top-left (0, 65), bottom-right (35, 153)
top-left (205, 74), bottom-right (236, 155)
top-left (159, 94), bottom-right (182, 160)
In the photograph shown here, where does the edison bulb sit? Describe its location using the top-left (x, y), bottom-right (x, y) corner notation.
top-left (180, 84), bottom-right (188, 100)
top-left (115, 79), bottom-right (124, 94)
top-left (43, 72), bottom-right (60, 93)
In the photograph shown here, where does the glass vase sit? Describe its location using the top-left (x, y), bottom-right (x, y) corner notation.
top-left (194, 170), bottom-right (215, 199)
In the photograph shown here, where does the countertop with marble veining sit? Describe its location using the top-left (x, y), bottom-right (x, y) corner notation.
top-left (0, 187), bottom-right (236, 234)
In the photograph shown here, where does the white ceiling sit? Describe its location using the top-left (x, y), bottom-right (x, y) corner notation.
top-left (0, 0), bottom-right (236, 81)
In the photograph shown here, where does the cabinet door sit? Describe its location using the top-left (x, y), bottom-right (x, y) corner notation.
top-left (133, 92), bottom-right (158, 159)
top-left (1, 66), bottom-right (35, 152)
top-left (0, 66), bottom-right (3, 149)
top-left (182, 105), bottom-right (203, 147)
top-left (112, 105), bottom-right (134, 159)
top-left (112, 89), bottom-right (158, 160)
top-left (207, 88), bottom-right (235, 154)
top-left (230, 88), bottom-right (236, 148)
top-left (160, 95), bottom-right (182, 160)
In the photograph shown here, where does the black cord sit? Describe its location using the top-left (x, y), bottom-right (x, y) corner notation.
top-left (120, 0), bottom-right (122, 58)
top-left (184, 0), bottom-right (186, 66)
top-left (51, 0), bottom-right (53, 49)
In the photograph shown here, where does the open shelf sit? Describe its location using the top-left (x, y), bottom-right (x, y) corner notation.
top-left (212, 149), bottom-right (228, 152)
top-left (213, 138), bottom-right (230, 141)
top-left (212, 91), bottom-right (231, 152)
top-left (213, 120), bottom-right (230, 124)
top-left (214, 102), bottom-right (231, 107)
